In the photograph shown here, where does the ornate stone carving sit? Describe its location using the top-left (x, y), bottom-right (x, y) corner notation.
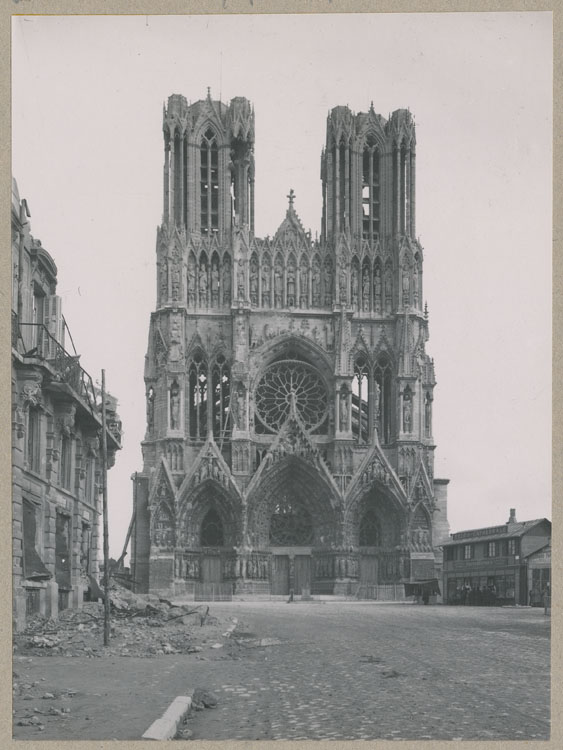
top-left (361, 454), bottom-right (391, 486)
top-left (57, 404), bottom-right (76, 437)
top-left (169, 381), bottom-right (181, 430)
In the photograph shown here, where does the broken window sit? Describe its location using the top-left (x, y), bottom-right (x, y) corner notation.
top-left (200, 128), bottom-right (219, 234)
top-left (374, 356), bottom-right (393, 444)
top-left (189, 352), bottom-right (208, 440)
top-left (22, 499), bottom-right (50, 580)
top-left (55, 512), bottom-right (71, 591)
top-left (362, 141), bottom-right (380, 240)
top-left (212, 355), bottom-right (230, 440)
top-left (352, 356), bottom-right (369, 444)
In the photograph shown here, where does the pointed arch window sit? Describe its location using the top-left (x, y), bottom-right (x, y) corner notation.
top-left (374, 356), bottom-right (392, 444)
top-left (201, 508), bottom-right (224, 547)
top-left (362, 140), bottom-right (380, 241)
top-left (200, 128), bottom-right (219, 235)
top-left (212, 355), bottom-right (231, 440)
top-left (352, 355), bottom-right (369, 444)
top-left (400, 141), bottom-right (408, 234)
top-left (188, 352), bottom-right (208, 440)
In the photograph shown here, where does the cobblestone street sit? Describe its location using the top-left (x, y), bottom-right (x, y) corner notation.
top-left (13, 602), bottom-right (550, 741)
top-left (187, 602), bottom-right (550, 741)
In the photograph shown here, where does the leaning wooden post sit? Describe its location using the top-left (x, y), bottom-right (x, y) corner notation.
top-left (101, 369), bottom-right (111, 645)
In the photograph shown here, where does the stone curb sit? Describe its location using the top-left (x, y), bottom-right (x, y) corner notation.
top-left (142, 693), bottom-right (193, 741)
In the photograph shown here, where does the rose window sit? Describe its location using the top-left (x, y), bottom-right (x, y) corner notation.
top-left (269, 498), bottom-right (314, 545)
top-left (254, 360), bottom-right (328, 432)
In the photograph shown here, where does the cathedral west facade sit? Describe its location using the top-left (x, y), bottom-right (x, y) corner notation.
top-left (131, 91), bottom-right (449, 597)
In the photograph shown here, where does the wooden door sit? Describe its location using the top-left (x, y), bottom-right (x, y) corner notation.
top-left (271, 555), bottom-right (289, 595)
top-left (360, 555), bottom-right (378, 584)
top-left (294, 555), bottom-right (312, 595)
top-left (201, 556), bottom-right (222, 583)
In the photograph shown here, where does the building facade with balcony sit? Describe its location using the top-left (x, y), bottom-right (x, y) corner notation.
top-left (11, 178), bottom-right (122, 631)
top-left (131, 93), bottom-right (450, 600)
top-left (442, 509), bottom-right (551, 606)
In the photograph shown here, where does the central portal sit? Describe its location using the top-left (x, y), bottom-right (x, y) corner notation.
top-left (270, 552), bottom-right (312, 595)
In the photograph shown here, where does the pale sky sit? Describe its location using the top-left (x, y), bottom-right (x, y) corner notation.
top-left (12, 12), bottom-right (552, 558)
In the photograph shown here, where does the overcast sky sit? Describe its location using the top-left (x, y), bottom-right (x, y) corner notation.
top-left (12, 12), bottom-right (552, 557)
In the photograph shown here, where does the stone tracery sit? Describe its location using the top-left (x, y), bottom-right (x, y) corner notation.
top-left (133, 94), bottom-right (448, 598)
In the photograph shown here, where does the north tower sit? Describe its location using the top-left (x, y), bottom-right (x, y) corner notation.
top-left (131, 92), bottom-right (449, 599)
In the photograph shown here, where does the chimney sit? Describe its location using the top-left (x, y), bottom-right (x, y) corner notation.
top-left (508, 508), bottom-right (517, 525)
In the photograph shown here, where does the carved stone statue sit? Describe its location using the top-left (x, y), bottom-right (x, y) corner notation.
top-left (261, 264), bottom-right (270, 307)
top-left (374, 266), bottom-right (382, 312)
top-left (274, 263), bottom-right (283, 307)
top-left (362, 268), bottom-right (370, 311)
top-left (339, 390), bottom-right (349, 431)
top-left (324, 262), bottom-right (333, 306)
top-left (373, 381), bottom-right (380, 423)
top-left (385, 268), bottom-right (392, 312)
top-left (211, 262), bottom-right (220, 306)
top-left (351, 266), bottom-right (359, 306)
top-left (235, 388), bottom-right (246, 429)
top-left (160, 258), bottom-right (168, 300)
top-left (339, 266), bottom-right (347, 303)
top-left (199, 264), bottom-right (208, 306)
top-left (237, 259), bottom-right (245, 299)
top-left (425, 393), bottom-right (432, 435)
top-left (300, 260), bottom-right (308, 307)
top-left (222, 259), bottom-right (231, 304)
top-left (402, 393), bottom-right (412, 433)
top-left (170, 383), bottom-right (180, 430)
top-left (312, 261), bottom-right (321, 306)
top-left (171, 266), bottom-right (180, 301)
top-left (402, 264), bottom-right (410, 306)
top-left (187, 259), bottom-right (196, 307)
top-left (287, 262), bottom-right (296, 306)
top-left (250, 260), bottom-right (258, 305)
top-left (325, 320), bottom-right (334, 350)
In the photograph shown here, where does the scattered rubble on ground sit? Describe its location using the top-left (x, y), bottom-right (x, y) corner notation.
top-left (13, 580), bottom-right (237, 660)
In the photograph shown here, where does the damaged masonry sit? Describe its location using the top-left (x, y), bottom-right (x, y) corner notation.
top-left (11, 178), bottom-right (123, 632)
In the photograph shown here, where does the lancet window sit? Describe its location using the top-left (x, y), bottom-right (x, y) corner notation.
top-left (374, 356), bottom-right (393, 444)
top-left (352, 355), bottom-right (369, 443)
top-left (188, 352), bottom-right (208, 440)
top-left (200, 128), bottom-right (219, 235)
top-left (212, 355), bottom-right (231, 440)
top-left (362, 140), bottom-right (380, 241)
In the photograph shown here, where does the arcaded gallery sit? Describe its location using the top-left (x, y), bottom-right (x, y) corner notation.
top-left (130, 92), bottom-right (450, 598)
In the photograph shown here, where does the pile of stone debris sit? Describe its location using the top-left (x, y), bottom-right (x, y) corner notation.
top-left (13, 582), bottom-right (234, 659)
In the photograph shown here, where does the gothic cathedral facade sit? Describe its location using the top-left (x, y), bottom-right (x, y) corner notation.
top-left (131, 92), bottom-right (449, 598)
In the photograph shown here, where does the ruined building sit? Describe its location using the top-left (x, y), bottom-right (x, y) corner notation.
top-left (12, 179), bottom-right (122, 629)
top-left (131, 92), bottom-right (449, 597)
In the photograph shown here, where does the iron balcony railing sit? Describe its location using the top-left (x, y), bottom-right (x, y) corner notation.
top-left (13, 318), bottom-right (121, 446)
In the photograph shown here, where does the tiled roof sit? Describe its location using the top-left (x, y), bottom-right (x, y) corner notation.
top-left (442, 518), bottom-right (550, 546)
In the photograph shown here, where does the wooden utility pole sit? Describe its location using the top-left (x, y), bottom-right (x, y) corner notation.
top-left (101, 369), bottom-right (111, 645)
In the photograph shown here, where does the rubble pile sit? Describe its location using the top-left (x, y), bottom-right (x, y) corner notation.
top-left (13, 673), bottom-right (76, 734)
top-left (13, 582), bottom-right (234, 659)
